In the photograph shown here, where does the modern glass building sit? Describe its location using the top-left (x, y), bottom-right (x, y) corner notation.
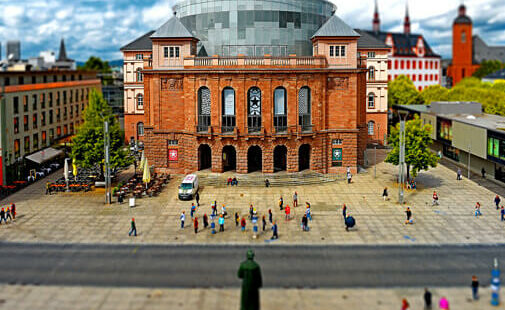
top-left (173, 0), bottom-right (336, 57)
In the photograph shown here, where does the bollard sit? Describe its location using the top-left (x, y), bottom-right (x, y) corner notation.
top-left (491, 258), bottom-right (500, 306)
top-left (210, 221), bottom-right (216, 234)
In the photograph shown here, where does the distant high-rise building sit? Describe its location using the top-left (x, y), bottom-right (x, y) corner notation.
top-left (7, 41), bottom-right (21, 61)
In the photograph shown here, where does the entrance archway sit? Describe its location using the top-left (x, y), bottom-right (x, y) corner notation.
top-left (273, 145), bottom-right (287, 172)
top-left (247, 146), bottom-right (262, 173)
top-left (298, 144), bottom-right (311, 171)
top-left (198, 144), bottom-right (212, 170)
top-left (222, 145), bottom-right (236, 172)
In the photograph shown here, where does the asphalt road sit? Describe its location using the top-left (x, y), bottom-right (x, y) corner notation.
top-left (0, 242), bottom-right (504, 288)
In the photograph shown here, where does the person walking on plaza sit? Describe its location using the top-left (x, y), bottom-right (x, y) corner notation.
top-left (11, 203), bottom-right (16, 220)
top-left (342, 204), bottom-right (347, 220)
top-left (432, 191), bottom-right (439, 206)
top-left (249, 204), bottom-right (254, 220)
top-left (279, 196), bottom-right (284, 211)
top-left (382, 187), bottom-right (388, 201)
top-left (0, 208), bottom-right (5, 224)
top-left (221, 204), bottom-right (227, 218)
top-left (306, 203), bottom-right (312, 221)
top-left (262, 215), bottom-right (266, 231)
top-left (190, 203), bottom-right (196, 219)
top-left (180, 211), bottom-right (186, 229)
top-left (439, 296), bottom-right (449, 310)
top-left (424, 288), bottom-right (432, 309)
top-left (235, 212), bottom-right (240, 227)
top-left (5, 207), bottom-right (11, 222)
top-left (46, 181), bottom-right (51, 195)
top-left (203, 213), bottom-right (209, 229)
top-left (285, 205), bottom-right (290, 220)
top-left (293, 192), bottom-right (298, 208)
top-left (241, 217), bottom-right (247, 232)
top-left (195, 192), bottom-right (200, 207)
top-left (471, 275), bottom-right (479, 300)
top-left (128, 218), bottom-right (137, 236)
top-left (475, 202), bottom-right (482, 217)
top-left (405, 207), bottom-right (413, 224)
top-left (211, 201), bottom-right (217, 217)
top-left (457, 168), bottom-right (462, 180)
top-left (482, 167), bottom-right (486, 179)
top-left (401, 299), bottom-right (410, 310)
top-left (301, 214), bottom-right (309, 231)
top-left (347, 171), bottom-right (352, 184)
top-left (271, 221), bottom-right (278, 239)
top-left (218, 215), bottom-right (225, 232)
top-left (194, 217), bottom-right (199, 234)
top-left (268, 209), bottom-right (273, 224)
top-left (501, 206), bottom-right (505, 221)
top-left (495, 195), bottom-right (501, 210)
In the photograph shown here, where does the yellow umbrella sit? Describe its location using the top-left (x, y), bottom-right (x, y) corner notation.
top-left (72, 158), bottom-right (78, 181)
top-left (139, 151), bottom-right (145, 172)
top-left (142, 158), bottom-right (151, 185)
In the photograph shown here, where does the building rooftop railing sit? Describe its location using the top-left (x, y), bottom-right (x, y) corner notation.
top-left (184, 55), bottom-right (328, 69)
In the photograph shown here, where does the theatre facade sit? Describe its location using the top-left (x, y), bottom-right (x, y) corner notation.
top-left (121, 0), bottom-right (368, 175)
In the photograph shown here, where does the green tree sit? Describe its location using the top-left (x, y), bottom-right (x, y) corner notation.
top-left (71, 90), bottom-right (131, 177)
top-left (78, 56), bottom-right (112, 73)
top-left (472, 60), bottom-right (505, 79)
top-left (388, 75), bottom-right (424, 108)
top-left (385, 115), bottom-right (439, 179)
top-left (420, 85), bottom-right (449, 104)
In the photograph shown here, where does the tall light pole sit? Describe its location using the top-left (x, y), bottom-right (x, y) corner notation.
top-left (398, 110), bottom-right (408, 204)
top-left (467, 143), bottom-right (471, 180)
top-left (0, 78), bottom-right (6, 186)
top-left (104, 121), bottom-right (111, 204)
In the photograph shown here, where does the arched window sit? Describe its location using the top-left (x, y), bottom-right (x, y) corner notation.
top-left (136, 94), bottom-right (144, 109)
top-left (136, 68), bottom-right (143, 82)
top-left (247, 87), bottom-right (261, 132)
top-left (368, 66), bottom-right (375, 81)
top-left (461, 31), bottom-right (466, 43)
top-left (368, 121), bottom-right (375, 135)
top-left (197, 87), bottom-right (211, 132)
top-left (221, 87), bottom-right (236, 133)
top-left (368, 93), bottom-right (375, 109)
top-left (298, 86), bottom-right (311, 131)
top-left (273, 87), bottom-right (287, 132)
top-left (137, 122), bottom-right (144, 137)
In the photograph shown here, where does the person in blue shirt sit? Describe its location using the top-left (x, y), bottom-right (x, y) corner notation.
top-left (219, 215), bottom-right (225, 232)
top-left (271, 222), bottom-right (278, 239)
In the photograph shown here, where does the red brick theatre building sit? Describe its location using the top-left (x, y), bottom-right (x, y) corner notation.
top-left (121, 0), bottom-right (369, 175)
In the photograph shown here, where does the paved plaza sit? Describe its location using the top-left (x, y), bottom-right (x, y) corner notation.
top-left (0, 150), bottom-right (504, 245)
top-left (0, 285), bottom-right (499, 310)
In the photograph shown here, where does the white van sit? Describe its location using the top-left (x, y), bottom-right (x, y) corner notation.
top-left (178, 174), bottom-right (199, 200)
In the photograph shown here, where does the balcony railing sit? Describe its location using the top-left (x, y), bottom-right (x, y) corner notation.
top-left (185, 55), bottom-right (327, 69)
top-left (274, 115), bottom-right (287, 133)
top-left (221, 115), bottom-right (236, 134)
top-left (299, 114), bottom-right (312, 132)
top-left (197, 115), bottom-right (211, 133)
top-left (247, 115), bottom-right (261, 133)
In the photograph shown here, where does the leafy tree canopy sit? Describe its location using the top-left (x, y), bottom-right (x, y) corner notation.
top-left (385, 115), bottom-right (439, 178)
top-left (78, 56), bottom-right (112, 73)
top-left (71, 90), bottom-right (131, 174)
top-left (387, 75), bottom-right (424, 108)
top-left (472, 60), bottom-right (505, 79)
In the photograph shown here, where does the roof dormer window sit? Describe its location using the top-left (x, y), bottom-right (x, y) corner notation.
top-left (164, 46), bottom-right (180, 58)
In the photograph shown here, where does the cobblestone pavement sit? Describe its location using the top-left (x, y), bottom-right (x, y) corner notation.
top-left (0, 285), bottom-right (499, 310)
top-left (0, 150), bottom-right (504, 245)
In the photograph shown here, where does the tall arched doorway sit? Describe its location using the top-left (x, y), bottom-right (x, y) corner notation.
top-left (299, 144), bottom-right (311, 171)
top-left (273, 145), bottom-right (287, 172)
top-left (198, 144), bottom-right (212, 170)
top-left (247, 146), bottom-right (262, 173)
top-left (222, 145), bottom-right (236, 172)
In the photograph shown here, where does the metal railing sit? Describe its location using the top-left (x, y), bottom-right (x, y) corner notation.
top-left (274, 115), bottom-right (287, 133)
top-left (247, 115), bottom-right (262, 133)
top-left (197, 115), bottom-right (211, 133)
top-left (299, 114), bottom-right (312, 132)
top-left (221, 115), bottom-right (236, 133)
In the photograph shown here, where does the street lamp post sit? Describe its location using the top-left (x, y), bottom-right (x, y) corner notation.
top-left (398, 110), bottom-right (409, 204)
top-left (468, 143), bottom-right (471, 180)
top-left (104, 121), bottom-right (111, 204)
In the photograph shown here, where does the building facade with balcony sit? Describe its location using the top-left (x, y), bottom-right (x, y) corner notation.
top-left (0, 71), bottom-right (101, 184)
top-left (121, 0), bottom-right (368, 174)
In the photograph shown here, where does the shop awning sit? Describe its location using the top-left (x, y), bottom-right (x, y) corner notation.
top-left (25, 147), bottom-right (64, 164)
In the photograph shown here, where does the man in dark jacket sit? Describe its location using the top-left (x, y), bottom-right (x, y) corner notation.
top-left (238, 250), bottom-right (262, 310)
top-left (424, 288), bottom-right (432, 309)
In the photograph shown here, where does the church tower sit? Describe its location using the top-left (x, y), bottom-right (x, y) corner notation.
top-left (403, 3), bottom-right (411, 35)
top-left (448, 4), bottom-right (476, 85)
top-left (372, 0), bottom-right (380, 33)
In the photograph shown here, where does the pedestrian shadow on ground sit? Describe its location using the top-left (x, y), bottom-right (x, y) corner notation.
top-left (411, 173), bottom-right (443, 190)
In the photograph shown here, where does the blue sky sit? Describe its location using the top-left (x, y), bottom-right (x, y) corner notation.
top-left (1, 0), bottom-right (505, 61)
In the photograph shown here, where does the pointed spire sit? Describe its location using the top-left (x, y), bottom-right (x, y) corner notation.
top-left (57, 38), bottom-right (70, 62)
top-left (404, 1), bottom-right (411, 35)
top-left (373, 0), bottom-right (381, 33)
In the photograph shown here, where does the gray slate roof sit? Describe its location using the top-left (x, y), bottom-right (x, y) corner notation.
top-left (312, 15), bottom-right (360, 38)
top-left (151, 16), bottom-right (196, 39)
top-left (473, 35), bottom-right (505, 64)
top-left (120, 31), bottom-right (155, 51)
top-left (364, 30), bottom-right (440, 58)
top-left (355, 29), bottom-right (389, 49)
